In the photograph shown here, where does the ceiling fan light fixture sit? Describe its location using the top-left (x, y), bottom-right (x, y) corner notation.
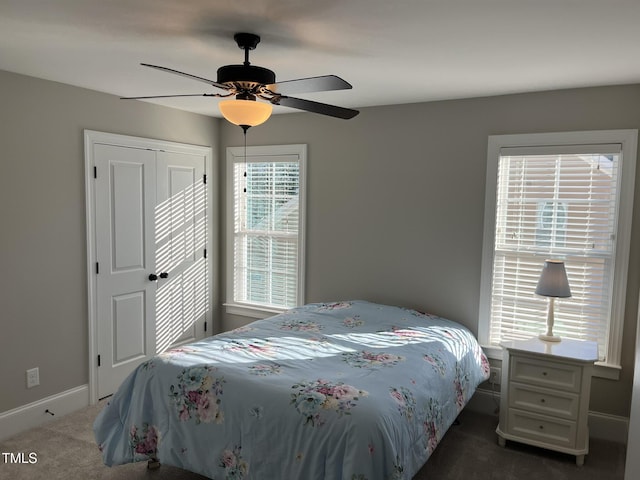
top-left (219, 98), bottom-right (272, 127)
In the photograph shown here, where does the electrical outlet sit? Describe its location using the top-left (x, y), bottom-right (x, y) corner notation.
top-left (489, 367), bottom-right (501, 385)
top-left (26, 367), bottom-right (40, 388)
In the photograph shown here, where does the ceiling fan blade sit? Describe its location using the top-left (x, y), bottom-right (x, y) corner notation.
top-left (120, 93), bottom-right (222, 99)
top-left (141, 63), bottom-right (230, 90)
top-left (271, 75), bottom-right (352, 95)
top-left (273, 96), bottom-right (359, 119)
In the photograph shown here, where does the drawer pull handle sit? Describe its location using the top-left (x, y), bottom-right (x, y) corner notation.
top-left (540, 398), bottom-right (546, 403)
top-left (542, 371), bottom-right (548, 376)
top-left (539, 425), bottom-right (544, 430)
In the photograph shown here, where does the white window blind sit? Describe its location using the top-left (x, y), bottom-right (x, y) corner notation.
top-left (489, 146), bottom-right (621, 361)
top-left (227, 144), bottom-right (306, 315)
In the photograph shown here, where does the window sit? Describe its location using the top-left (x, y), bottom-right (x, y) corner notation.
top-left (226, 144), bottom-right (306, 317)
top-left (479, 131), bottom-right (637, 374)
top-left (536, 201), bottom-right (567, 248)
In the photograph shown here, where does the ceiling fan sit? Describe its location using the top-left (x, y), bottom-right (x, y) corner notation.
top-left (122, 32), bottom-right (359, 127)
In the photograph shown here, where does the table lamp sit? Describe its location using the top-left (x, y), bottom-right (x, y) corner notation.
top-left (535, 259), bottom-right (571, 342)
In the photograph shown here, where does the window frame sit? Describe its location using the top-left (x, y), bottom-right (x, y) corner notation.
top-left (225, 143), bottom-right (307, 319)
top-left (479, 130), bottom-right (637, 378)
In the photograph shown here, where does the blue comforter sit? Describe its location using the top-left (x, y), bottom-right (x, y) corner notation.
top-left (94, 300), bottom-right (489, 479)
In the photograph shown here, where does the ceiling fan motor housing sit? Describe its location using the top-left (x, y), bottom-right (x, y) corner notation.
top-left (217, 64), bottom-right (276, 90)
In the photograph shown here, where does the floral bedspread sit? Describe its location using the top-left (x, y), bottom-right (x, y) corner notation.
top-left (94, 300), bottom-right (489, 480)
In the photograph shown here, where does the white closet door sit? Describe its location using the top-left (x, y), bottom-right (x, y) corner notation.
top-left (155, 151), bottom-right (207, 351)
top-left (86, 131), bottom-right (213, 402)
top-left (94, 144), bottom-right (157, 399)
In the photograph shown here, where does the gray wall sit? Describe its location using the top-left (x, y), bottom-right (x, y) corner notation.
top-left (0, 69), bottom-right (219, 412)
top-left (220, 84), bottom-right (640, 418)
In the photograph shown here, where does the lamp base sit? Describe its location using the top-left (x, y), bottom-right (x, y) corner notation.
top-left (539, 334), bottom-right (562, 343)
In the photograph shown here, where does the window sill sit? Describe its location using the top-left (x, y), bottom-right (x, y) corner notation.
top-left (482, 344), bottom-right (620, 380)
top-left (223, 302), bottom-right (285, 319)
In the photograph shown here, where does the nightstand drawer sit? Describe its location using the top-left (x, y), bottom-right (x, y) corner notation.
top-left (508, 382), bottom-right (579, 420)
top-left (507, 409), bottom-right (577, 448)
top-left (510, 356), bottom-right (581, 393)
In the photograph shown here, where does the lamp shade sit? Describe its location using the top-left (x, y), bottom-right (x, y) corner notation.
top-left (219, 99), bottom-right (272, 127)
top-left (535, 260), bottom-right (571, 298)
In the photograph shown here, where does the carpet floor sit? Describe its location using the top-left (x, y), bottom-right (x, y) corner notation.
top-left (0, 402), bottom-right (626, 480)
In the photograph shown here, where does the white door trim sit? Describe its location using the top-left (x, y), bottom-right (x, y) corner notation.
top-left (625, 290), bottom-right (640, 479)
top-left (84, 130), bottom-right (213, 404)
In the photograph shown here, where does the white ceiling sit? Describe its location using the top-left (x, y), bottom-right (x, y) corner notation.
top-left (1, 0), bottom-right (639, 118)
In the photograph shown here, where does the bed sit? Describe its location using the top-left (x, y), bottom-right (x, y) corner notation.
top-left (94, 300), bottom-right (490, 479)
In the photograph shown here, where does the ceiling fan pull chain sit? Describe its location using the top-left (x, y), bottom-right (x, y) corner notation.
top-left (243, 126), bottom-right (248, 193)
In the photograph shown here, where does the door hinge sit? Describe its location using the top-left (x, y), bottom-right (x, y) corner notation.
top-left (96, 262), bottom-right (99, 274)
top-left (93, 166), bottom-right (97, 178)
top-left (204, 321), bottom-right (208, 333)
top-left (203, 174), bottom-right (207, 184)
top-left (97, 354), bottom-right (101, 367)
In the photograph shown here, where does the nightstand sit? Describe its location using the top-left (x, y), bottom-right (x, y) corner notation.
top-left (496, 338), bottom-right (598, 466)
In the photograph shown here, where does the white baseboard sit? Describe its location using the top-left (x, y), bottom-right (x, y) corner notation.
top-left (0, 385), bottom-right (89, 443)
top-left (588, 410), bottom-right (629, 444)
top-left (466, 386), bottom-right (502, 416)
top-left (467, 388), bottom-right (629, 445)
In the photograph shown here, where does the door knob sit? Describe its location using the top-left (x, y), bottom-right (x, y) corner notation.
top-left (148, 273), bottom-right (158, 281)
top-left (159, 272), bottom-right (169, 279)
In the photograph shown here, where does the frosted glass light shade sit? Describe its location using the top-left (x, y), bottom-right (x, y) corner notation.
top-left (219, 99), bottom-right (272, 127)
